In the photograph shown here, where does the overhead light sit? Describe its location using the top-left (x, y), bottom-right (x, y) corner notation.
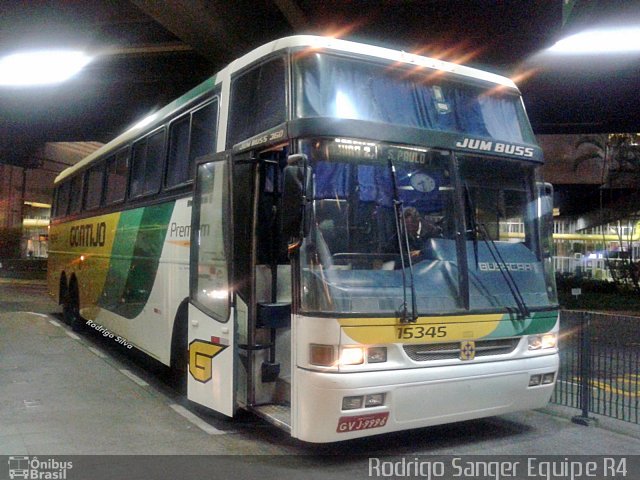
top-left (0, 50), bottom-right (92, 86)
top-left (547, 27), bottom-right (640, 55)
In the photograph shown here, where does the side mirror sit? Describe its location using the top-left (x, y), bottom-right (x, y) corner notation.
top-left (282, 154), bottom-right (312, 241)
top-left (537, 182), bottom-right (554, 257)
top-left (537, 182), bottom-right (554, 218)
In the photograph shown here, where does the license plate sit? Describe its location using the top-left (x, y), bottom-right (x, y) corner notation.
top-left (336, 412), bottom-right (389, 433)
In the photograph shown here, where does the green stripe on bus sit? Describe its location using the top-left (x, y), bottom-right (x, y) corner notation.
top-left (98, 208), bottom-right (144, 312)
top-left (99, 202), bottom-right (175, 319)
top-left (488, 310), bottom-right (558, 338)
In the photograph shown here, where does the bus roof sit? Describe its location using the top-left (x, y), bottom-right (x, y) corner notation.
top-left (56, 35), bottom-right (519, 183)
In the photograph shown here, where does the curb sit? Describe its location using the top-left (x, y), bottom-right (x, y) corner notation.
top-left (542, 404), bottom-right (640, 440)
top-left (0, 277), bottom-right (47, 285)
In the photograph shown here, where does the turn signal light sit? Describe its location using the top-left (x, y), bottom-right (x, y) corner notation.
top-left (309, 344), bottom-right (335, 366)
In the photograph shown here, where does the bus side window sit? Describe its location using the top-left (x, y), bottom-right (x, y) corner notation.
top-left (105, 149), bottom-right (128, 205)
top-left (83, 163), bottom-right (105, 210)
top-left (227, 57), bottom-right (286, 147)
top-left (166, 116), bottom-right (191, 188)
top-left (55, 182), bottom-right (71, 218)
top-left (130, 129), bottom-right (165, 198)
top-left (188, 100), bottom-right (218, 175)
top-left (145, 130), bottom-right (165, 194)
top-left (166, 99), bottom-right (218, 189)
top-left (68, 175), bottom-right (83, 215)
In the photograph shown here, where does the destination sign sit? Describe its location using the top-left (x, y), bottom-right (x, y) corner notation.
top-left (321, 136), bottom-right (540, 164)
top-left (327, 138), bottom-right (378, 161)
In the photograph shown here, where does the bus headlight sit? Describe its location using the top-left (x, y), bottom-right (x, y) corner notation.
top-left (528, 333), bottom-right (557, 350)
top-left (342, 393), bottom-right (386, 410)
top-left (367, 347), bottom-right (387, 363)
top-left (310, 344), bottom-right (388, 366)
top-left (542, 372), bottom-right (555, 384)
top-left (342, 396), bottom-right (363, 410)
top-left (528, 374), bottom-right (542, 386)
top-left (364, 393), bottom-right (385, 407)
top-left (340, 347), bottom-right (365, 365)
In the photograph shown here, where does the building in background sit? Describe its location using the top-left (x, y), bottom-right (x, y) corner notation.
top-left (0, 142), bottom-right (102, 258)
top-left (539, 133), bottom-right (640, 282)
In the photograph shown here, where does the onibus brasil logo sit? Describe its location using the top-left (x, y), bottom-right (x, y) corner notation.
top-left (8, 456), bottom-right (73, 479)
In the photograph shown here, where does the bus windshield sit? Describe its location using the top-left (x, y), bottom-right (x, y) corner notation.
top-left (298, 138), bottom-right (556, 316)
top-left (294, 52), bottom-right (536, 145)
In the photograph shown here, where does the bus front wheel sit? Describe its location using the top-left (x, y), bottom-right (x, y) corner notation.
top-left (168, 302), bottom-right (188, 394)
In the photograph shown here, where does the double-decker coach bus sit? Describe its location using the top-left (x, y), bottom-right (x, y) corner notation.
top-left (48, 35), bottom-right (559, 443)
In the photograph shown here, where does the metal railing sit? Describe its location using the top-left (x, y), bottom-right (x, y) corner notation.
top-left (552, 310), bottom-right (640, 424)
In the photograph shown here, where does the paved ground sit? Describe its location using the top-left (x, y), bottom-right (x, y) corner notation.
top-left (1, 279), bottom-right (639, 478)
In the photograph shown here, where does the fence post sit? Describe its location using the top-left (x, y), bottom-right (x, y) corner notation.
top-left (572, 311), bottom-right (597, 426)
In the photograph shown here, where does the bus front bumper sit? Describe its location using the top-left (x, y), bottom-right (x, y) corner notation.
top-left (293, 353), bottom-right (559, 443)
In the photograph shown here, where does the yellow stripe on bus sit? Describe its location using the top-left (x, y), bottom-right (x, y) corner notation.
top-left (338, 313), bottom-right (503, 327)
top-left (48, 212), bottom-right (121, 314)
top-left (339, 314), bottom-right (503, 344)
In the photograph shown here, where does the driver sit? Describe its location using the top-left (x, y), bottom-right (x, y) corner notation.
top-left (386, 207), bottom-right (441, 258)
top-left (403, 207), bottom-right (441, 253)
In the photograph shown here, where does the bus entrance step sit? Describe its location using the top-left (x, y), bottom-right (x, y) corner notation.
top-left (275, 376), bottom-right (290, 404)
top-left (252, 404), bottom-right (291, 432)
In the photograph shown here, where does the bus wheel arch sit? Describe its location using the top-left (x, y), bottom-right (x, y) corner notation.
top-left (169, 299), bottom-right (189, 393)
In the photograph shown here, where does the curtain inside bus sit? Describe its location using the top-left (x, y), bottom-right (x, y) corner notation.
top-left (294, 53), bottom-right (535, 144)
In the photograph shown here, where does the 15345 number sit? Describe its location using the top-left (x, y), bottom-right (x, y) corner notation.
top-left (396, 325), bottom-right (447, 340)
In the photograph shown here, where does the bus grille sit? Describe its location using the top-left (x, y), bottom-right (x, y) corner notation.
top-left (403, 338), bottom-right (520, 362)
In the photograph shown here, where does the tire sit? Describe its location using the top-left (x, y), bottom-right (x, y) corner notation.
top-left (63, 279), bottom-right (82, 332)
top-left (168, 305), bottom-right (188, 394)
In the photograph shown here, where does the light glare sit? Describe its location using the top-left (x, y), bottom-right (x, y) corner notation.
top-left (207, 289), bottom-right (228, 299)
top-left (0, 50), bottom-right (92, 86)
top-left (131, 113), bottom-right (158, 130)
top-left (548, 27), bottom-right (640, 54)
top-left (335, 90), bottom-right (358, 119)
top-left (340, 347), bottom-right (364, 365)
top-left (541, 333), bottom-right (557, 349)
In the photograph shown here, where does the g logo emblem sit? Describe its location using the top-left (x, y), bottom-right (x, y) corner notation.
top-left (189, 339), bottom-right (227, 383)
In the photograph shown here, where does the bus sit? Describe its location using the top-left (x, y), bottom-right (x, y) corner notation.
top-left (48, 35), bottom-right (559, 443)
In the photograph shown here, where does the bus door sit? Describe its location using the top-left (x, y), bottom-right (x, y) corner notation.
top-left (236, 147), bottom-right (293, 428)
top-left (188, 153), bottom-right (236, 416)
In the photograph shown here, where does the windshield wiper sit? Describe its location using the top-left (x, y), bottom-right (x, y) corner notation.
top-left (476, 222), bottom-right (530, 319)
top-left (388, 158), bottom-right (418, 323)
top-left (464, 184), bottom-right (529, 319)
top-left (464, 184), bottom-right (479, 269)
